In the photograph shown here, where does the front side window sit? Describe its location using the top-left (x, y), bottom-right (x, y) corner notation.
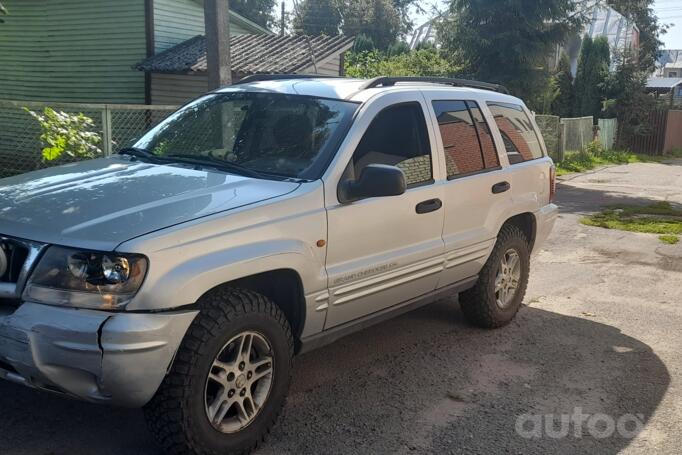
top-left (349, 103), bottom-right (432, 187)
top-left (134, 92), bottom-right (358, 180)
top-left (487, 102), bottom-right (544, 164)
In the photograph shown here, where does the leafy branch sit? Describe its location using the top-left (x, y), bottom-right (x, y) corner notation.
top-left (25, 107), bottom-right (103, 161)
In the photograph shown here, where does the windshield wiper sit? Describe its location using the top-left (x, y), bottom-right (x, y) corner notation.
top-left (165, 154), bottom-right (278, 180)
top-left (118, 147), bottom-right (166, 163)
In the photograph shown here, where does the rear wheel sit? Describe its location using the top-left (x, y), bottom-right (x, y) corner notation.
top-left (459, 225), bottom-right (530, 328)
top-left (144, 287), bottom-right (293, 455)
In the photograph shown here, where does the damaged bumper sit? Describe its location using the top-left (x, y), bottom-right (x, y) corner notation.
top-left (533, 203), bottom-right (559, 254)
top-left (0, 302), bottom-right (197, 407)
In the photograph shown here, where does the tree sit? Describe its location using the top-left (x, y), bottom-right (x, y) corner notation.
top-left (293, 0), bottom-right (341, 36)
top-left (604, 61), bottom-right (658, 147)
top-left (437, 0), bottom-right (585, 102)
top-left (552, 52), bottom-right (574, 118)
top-left (574, 36), bottom-right (610, 119)
top-left (293, 0), bottom-right (402, 50)
top-left (230, 0), bottom-right (276, 29)
top-left (530, 74), bottom-right (560, 115)
top-left (345, 47), bottom-right (460, 78)
top-left (391, 0), bottom-right (419, 36)
top-left (353, 33), bottom-right (376, 51)
top-left (339, 0), bottom-right (401, 50)
top-left (601, 2), bottom-right (667, 148)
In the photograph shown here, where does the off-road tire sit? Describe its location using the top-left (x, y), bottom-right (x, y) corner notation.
top-left (144, 287), bottom-right (294, 455)
top-left (459, 224), bottom-right (530, 328)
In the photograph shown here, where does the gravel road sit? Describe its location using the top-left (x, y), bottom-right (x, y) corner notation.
top-left (2, 160), bottom-right (681, 454)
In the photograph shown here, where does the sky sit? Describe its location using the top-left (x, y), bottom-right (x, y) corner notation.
top-left (283, 0), bottom-right (682, 50)
top-left (655, 0), bottom-right (682, 49)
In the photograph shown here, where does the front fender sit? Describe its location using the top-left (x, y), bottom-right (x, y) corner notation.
top-left (128, 239), bottom-right (326, 312)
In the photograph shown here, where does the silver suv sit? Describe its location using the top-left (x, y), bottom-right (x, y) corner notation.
top-left (0, 76), bottom-right (557, 454)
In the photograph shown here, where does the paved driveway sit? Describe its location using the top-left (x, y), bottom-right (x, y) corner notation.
top-left (2, 161), bottom-right (681, 454)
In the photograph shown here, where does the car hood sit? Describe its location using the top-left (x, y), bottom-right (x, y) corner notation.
top-left (0, 157), bottom-right (300, 251)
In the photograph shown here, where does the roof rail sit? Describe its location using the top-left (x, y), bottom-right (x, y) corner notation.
top-left (359, 76), bottom-right (510, 94)
top-left (233, 74), bottom-right (342, 85)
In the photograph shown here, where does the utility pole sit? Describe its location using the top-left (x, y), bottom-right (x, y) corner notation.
top-left (204, 0), bottom-right (231, 89)
top-left (280, 1), bottom-right (285, 36)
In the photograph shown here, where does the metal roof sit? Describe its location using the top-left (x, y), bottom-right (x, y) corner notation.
top-left (646, 77), bottom-right (682, 89)
top-left (658, 50), bottom-right (682, 69)
top-left (135, 34), bottom-right (355, 76)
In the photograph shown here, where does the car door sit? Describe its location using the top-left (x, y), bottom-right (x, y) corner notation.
top-left (485, 101), bottom-right (553, 213)
top-left (323, 94), bottom-right (445, 329)
top-left (423, 94), bottom-right (515, 287)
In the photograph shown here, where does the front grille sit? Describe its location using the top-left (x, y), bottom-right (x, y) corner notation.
top-left (0, 239), bottom-right (29, 284)
top-left (0, 297), bottom-right (21, 314)
top-left (0, 359), bottom-right (19, 375)
top-left (0, 235), bottom-right (45, 302)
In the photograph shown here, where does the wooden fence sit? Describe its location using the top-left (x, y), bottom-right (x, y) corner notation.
top-left (622, 109), bottom-right (668, 155)
top-left (664, 110), bottom-right (682, 154)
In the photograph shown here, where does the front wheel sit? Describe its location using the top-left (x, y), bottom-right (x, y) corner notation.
top-left (459, 224), bottom-right (530, 328)
top-left (144, 288), bottom-right (293, 455)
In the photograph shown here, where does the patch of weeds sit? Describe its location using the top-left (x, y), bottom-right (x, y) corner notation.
top-left (555, 140), bottom-right (682, 176)
top-left (659, 235), bottom-right (680, 245)
top-left (581, 202), bottom-right (682, 243)
top-left (608, 201), bottom-right (681, 217)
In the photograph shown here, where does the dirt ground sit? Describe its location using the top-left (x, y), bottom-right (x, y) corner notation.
top-left (1, 160), bottom-right (681, 454)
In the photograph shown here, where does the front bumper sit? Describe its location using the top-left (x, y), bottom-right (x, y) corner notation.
top-left (533, 203), bottom-right (559, 253)
top-left (0, 302), bottom-right (197, 407)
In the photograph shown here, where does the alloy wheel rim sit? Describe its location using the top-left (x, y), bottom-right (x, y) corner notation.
top-left (204, 331), bottom-right (274, 433)
top-left (495, 248), bottom-right (521, 309)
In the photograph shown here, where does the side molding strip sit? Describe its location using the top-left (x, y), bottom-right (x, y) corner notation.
top-left (298, 275), bottom-right (478, 354)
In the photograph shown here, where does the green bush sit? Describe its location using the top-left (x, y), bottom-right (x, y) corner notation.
top-left (26, 107), bottom-right (102, 161)
top-left (344, 48), bottom-right (460, 79)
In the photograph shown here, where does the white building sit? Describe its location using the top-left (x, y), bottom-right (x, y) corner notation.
top-left (555, 4), bottom-right (639, 76)
top-left (656, 50), bottom-right (682, 78)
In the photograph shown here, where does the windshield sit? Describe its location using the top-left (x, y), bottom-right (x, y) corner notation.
top-left (132, 92), bottom-right (358, 180)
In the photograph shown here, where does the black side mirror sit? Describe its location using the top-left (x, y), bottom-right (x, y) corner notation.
top-left (338, 164), bottom-right (407, 204)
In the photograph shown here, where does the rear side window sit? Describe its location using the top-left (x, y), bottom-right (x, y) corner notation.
top-left (467, 102), bottom-right (500, 169)
top-left (351, 103), bottom-right (432, 187)
top-left (487, 102), bottom-right (544, 164)
top-left (432, 100), bottom-right (499, 179)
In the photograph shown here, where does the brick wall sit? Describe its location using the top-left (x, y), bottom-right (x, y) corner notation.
top-left (494, 117), bottom-right (534, 161)
top-left (397, 155), bottom-right (432, 185)
top-left (438, 121), bottom-right (484, 176)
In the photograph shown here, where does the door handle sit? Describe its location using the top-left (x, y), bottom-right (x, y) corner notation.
top-left (416, 198), bottom-right (443, 214)
top-left (492, 181), bottom-right (511, 194)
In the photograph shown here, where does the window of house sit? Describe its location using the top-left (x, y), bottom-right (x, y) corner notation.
top-left (432, 100), bottom-right (500, 179)
top-left (349, 103), bottom-right (432, 187)
top-left (669, 71), bottom-right (678, 77)
top-left (487, 102), bottom-right (544, 164)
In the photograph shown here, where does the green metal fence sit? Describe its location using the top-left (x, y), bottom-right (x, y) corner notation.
top-left (598, 118), bottom-right (618, 150)
top-left (536, 114), bottom-right (618, 161)
top-left (535, 115), bottom-right (561, 161)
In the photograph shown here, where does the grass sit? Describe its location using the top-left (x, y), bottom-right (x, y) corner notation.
top-left (581, 201), bottom-right (682, 244)
top-left (555, 147), bottom-right (682, 177)
top-left (659, 235), bottom-right (680, 245)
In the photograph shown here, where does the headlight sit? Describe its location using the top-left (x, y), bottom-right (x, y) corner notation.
top-left (24, 246), bottom-right (148, 310)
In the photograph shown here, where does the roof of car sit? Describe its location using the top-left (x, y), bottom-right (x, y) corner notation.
top-left (214, 76), bottom-right (523, 105)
